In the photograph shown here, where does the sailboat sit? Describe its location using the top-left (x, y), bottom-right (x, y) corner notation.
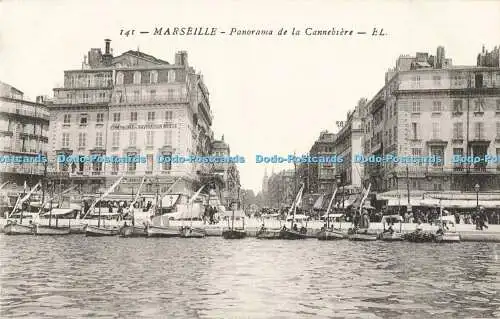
top-left (435, 201), bottom-right (460, 243)
top-left (180, 185), bottom-right (206, 238)
top-left (33, 185), bottom-right (77, 236)
top-left (120, 177), bottom-right (148, 237)
top-left (84, 176), bottom-right (124, 236)
top-left (146, 178), bottom-right (183, 237)
top-left (348, 183), bottom-right (378, 241)
top-left (279, 183), bottom-right (307, 240)
top-left (222, 201), bottom-right (247, 239)
top-left (317, 188), bottom-right (345, 240)
top-left (3, 182), bottom-right (41, 235)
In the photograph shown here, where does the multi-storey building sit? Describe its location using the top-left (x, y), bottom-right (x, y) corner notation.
top-left (209, 136), bottom-right (241, 206)
top-left (308, 130), bottom-right (336, 194)
top-left (361, 45), bottom-right (500, 201)
top-left (266, 169), bottom-right (296, 208)
top-left (49, 40), bottom-right (214, 196)
top-left (0, 81), bottom-right (49, 188)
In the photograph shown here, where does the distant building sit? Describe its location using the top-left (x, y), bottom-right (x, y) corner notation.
top-left (209, 135), bottom-right (240, 206)
top-left (307, 130), bottom-right (336, 194)
top-left (266, 169), bottom-right (296, 208)
top-left (0, 81), bottom-right (50, 189)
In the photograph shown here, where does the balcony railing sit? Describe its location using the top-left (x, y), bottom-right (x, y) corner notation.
top-left (0, 100), bottom-right (50, 120)
top-left (111, 94), bottom-right (189, 105)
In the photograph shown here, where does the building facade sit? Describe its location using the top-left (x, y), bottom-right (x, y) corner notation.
top-left (266, 169), bottom-right (296, 208)
top-left (209, 136), bottom-right (241, 206)
top-left (49, 40), bottom-right (215, 196)
top-left (359, 46), bottom-right (500, 197)
top-left (0, 81), bottom-right (50, 188)
top-left (307, 130), bottom-right (336, 194)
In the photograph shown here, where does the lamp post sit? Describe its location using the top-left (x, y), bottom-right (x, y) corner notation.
top-left (474, 183), bottom-right (480, 211)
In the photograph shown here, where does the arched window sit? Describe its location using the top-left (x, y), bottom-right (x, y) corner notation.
top-left (116, 72), bottom-right (124, 85)
top-left (133, 71), bottom-right (141, 84)
top-left (150, 70), bottom-right (158, 84)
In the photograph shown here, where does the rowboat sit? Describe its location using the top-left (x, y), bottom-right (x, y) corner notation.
top-left (69, 224), bottom-right (87, 234)
top-left (435, 231), bottom-right (461, 243)
top-left (180, 226), bottom-right (206, 238)
top-left (256, 229), bottom-right (281, 239)
top-left (435, 217), bottom-right (460, 243)
top-left (279, 228), bottom-right (307, 240)
top-left (379, 232), bottom-right (404, 241)
top-left (85, 225), bottom-right (119, 237)
top-left (378, 215), bottom-right (404, 241)
top-left (4, 222), bottom-right (33, 235)
top-left (119, 225), bottom-right (147, 237)
top-left (317, 229), bottom-right (345, 240)
top-left (348, 229), bottom-right (378, 241)
top-left (146, 225), bottom-right (181, 237)
top-left (33, 225), bottom-right (71, 235)
top-left (222, 229), bottom-right (247, 239)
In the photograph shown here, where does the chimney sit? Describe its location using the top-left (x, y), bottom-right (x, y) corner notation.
top-left (175, 51), bottom-right (188, 66)
top-left (105, 39), bottom-right (111, 55)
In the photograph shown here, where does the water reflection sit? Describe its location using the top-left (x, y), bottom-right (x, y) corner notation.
top-left (0, 236), bottom-right (499, 318)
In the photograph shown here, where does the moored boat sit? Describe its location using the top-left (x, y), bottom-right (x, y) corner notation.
top-left (348, 231), bottom-right (378, 241)
top-left (4, 222), bottom-right (33, 235)
top-left (316, 188), bottom-right (345, 241)
top-left (222, 229), bottom-right (247, 239)
top-left (317, 229), bottom-right (345, 240)
top-left (221, 202), bottom-right (247, 240)
top-left (146, 225), bottom-right (181, 237)
top-left (69, 223), bottom-right (87, 234)
top-left (435, 216), bottom-right (460, 243)
top-left (180, 226), bottom-right (206, 238)
top-left (119, 225), bottom-right (146, 237)
top-left (256, 229), bottom-right (281, 239)
top-left (85, 225), bottom-right (119, 237)
top-left (33, 225), bottom-right (71, 235)
top-left (378, 215), bottom-right (404, 241)
top-left (279, 228), bottom-right (307, 240)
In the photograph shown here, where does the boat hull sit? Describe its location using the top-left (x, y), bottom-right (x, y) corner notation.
top-left (379, 232), bottom-right (404, 241)
top-left (69, 224), bottom-right (87, 234)
top-left (348, 232), bottom-right (378, 241)
top-left (120, 226), bottom-right (146, 237)
top-left (180, 227), bottom-right (206, 238)
top-left (435, 232), bottom-right (461, 243)
top-left (85, 225), bottom-right (119, 237)
top-left (4, 223), bottom-right (33, 235)
top-left (222, 229), bottom-right (247, 239)
top-left (256, 230), bottom-right (281, 239)
top-left (317, 229), bottom-right (345, 240)
top-left (146, 225), bottom-right (180, 237)
top-left (279, 229), bottom-right (307, 240)
top-left (33, 225), bottom-right (71, 235)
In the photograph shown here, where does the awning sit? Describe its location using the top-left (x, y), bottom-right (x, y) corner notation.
top-left (43, 208), bottom-right (76, 216)
top-left (387, 198), bottom-right (423, 207)
top-left (286, 214), bottom-right (309, 221)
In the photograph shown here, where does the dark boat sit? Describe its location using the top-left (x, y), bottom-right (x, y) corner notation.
top-left (280, 183), bottom-right (308, 240)
top-left (222, 229), bottom-right (247, 239)
top-left (119, 225), bottom-right (146, 237)
top-left (279, 228), bottom-right (307, 240)
top-left (256, 229), bottom-right (281, 239)
top-left (85, 225), bottom-right (119, 237)
top-left (146, 225), bottom-right (181, 237)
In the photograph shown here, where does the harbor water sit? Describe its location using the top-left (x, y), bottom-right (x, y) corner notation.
top-left (0, 235), bottom-right (499, 318)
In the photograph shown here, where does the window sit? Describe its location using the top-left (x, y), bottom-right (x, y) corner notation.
top-left (496, 100), bottom-right (500, 112)
top-left (146, 131), bottom-right (154, 146)
top-left (432, 101), bottom-right (442, 112)
top-left (474, 122), bottom-right (484, 139)
top-left (412, 148), bottom-right (422, 166)
top-left (127, 153), bottom-right (137, 172)
top-left (112, 131), bottom-right (120, 147)
top-left (475, 73), bottom-right (483, 88)
top-left (150, 71), bottom-right (158, 84)
top-left (146, 154), bottom-right (154, 172)
top-left (453, 148), bottom-right (464, 170)
top-left (453, 123), bottom-right (463, 139)
top-left (412, 75), bottom-right (421, 88)
top-left (62, 133), bottom-right (70, 147)
top-left (130, 112), bottom-right (137, 122)
top-left (453, 100), bottom-right (463, 113)
top-left (393, 126), bottom-right (397, 142)
top-left (116, 72), bottom-right (124, 85)
top-left (167, 88), bottom-right (175, 100)
top-left (433, 75), bottom-right (441, 86)
top-left (133, 71), bottom-right (141, 84)
top-left (63, 114), bottom-right (71, 124)
top-left (150, 90), bottom-right (156, 100)
top-left (474, 98), bottom-right (485, 113)
top-left (79, 114), bottom-right (88, 125)
top-left (78, 132), bottom-right (86, 148)
top-left (497, 122), bottom-right (500, 139)
top-left (412, 100), bottom-right (421, 113)
top-left (147, 111), bottom-right (155, 121)
top-left (164, 130), bottom-right (172, 145)
top-left (96, 113), bottom-right (104, 123)
top-left (129, 131), bottom-right (137, 146)
top-left (430, 146), bottom-right (444, 167)
top-left (112, 162), bottom-right (119, 174)
top-left (96, 132), bottom-right (103, 147)
top-left (113, 113), bottom-right (120, 122)
top-left (168, 70), bottom-right (176, 83)
top-left (432, 122), bottom-right (440, 139)
top-left (82, 93), bottom-right (89, 102)
top-left (162, 152), bottom-right (172, 171)
top-left (165, 111), bottom-right (173, 120)
top-left (133, 90), bottom-right (140, 101)
top-left (411, 122), bottom-right (419, 139)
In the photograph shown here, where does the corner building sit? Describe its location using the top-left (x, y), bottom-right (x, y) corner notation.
top-left (49, 40), bottom-right (213, 195)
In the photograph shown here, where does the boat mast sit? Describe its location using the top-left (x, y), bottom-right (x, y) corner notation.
top-left (49, 182), bottom-right (54, 227)
top-left (325, 187), bottom-right (338, 229)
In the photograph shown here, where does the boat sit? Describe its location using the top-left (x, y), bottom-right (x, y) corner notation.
top-left (256, 228), bottom-right (281, 239)
top-left (222, 201), bottom-right (247, 239)
top-left (378, 215), bottom-right (404, 241)
top-left (33, 224), bottom-right (71, 235)
top-left (69, 224), bottom-right (87, 234)
top-left (317, 188), bottom-right (346, 240)
top-left (435, 215), bottom-right (460, 243)
top-left (279, 183), bottom-right (308, 240)
top-left (4, 221), bottom-right (34, 235)
top-left (403, 228), bottom-right (435, 242)
top-left (179, 185), bottom-right (207, 239)
top-left (347, 183), bottom-right (377, 241)
top-left (85, 224), bottom-right (119, 236)
top-left (119, 225), bottom-right (146, 237)
top-left (146, 225), bottom-right (181, 237)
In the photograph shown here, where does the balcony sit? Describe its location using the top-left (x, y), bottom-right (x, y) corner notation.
top-left (111, 94), bottom-right (189, 106)
top-left (0, 99), bottom-right (50, 121)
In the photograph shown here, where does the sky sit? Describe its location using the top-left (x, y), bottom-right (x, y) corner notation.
top-left (1, 0), bottom-right (499, 193)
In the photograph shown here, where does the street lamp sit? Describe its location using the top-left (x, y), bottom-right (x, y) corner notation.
top-left (474, 183), bottom-right (480, 211)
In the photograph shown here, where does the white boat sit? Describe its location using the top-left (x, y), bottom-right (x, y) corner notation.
top-left (348, 184), bottom-right (376, 241)
top-left (85, 225), bottom-right (119, 236)
top-left (146, 225), bottom-right (180, 237)
top-left (33, 225), bottom-right (71, 235)
top-left (317, 189), bottom-right (346, 240)
top-left (179, 185), bottom-right (206, 239)
top-left (379, 215), bottom-right (404, 241)
top-left (435, 216), bottom-right (461, 243)
top-left (348, 231), bottom-right (378, 241)
top-left (180, 226), bottom-right (206, 238)
top-left (119, 225), bottom-right (147, 237)
top-left (4, 222), bottom-right (33, 235)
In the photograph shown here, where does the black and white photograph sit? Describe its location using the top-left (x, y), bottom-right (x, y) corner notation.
top-left (0, 0), bottom-right (499, 318)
